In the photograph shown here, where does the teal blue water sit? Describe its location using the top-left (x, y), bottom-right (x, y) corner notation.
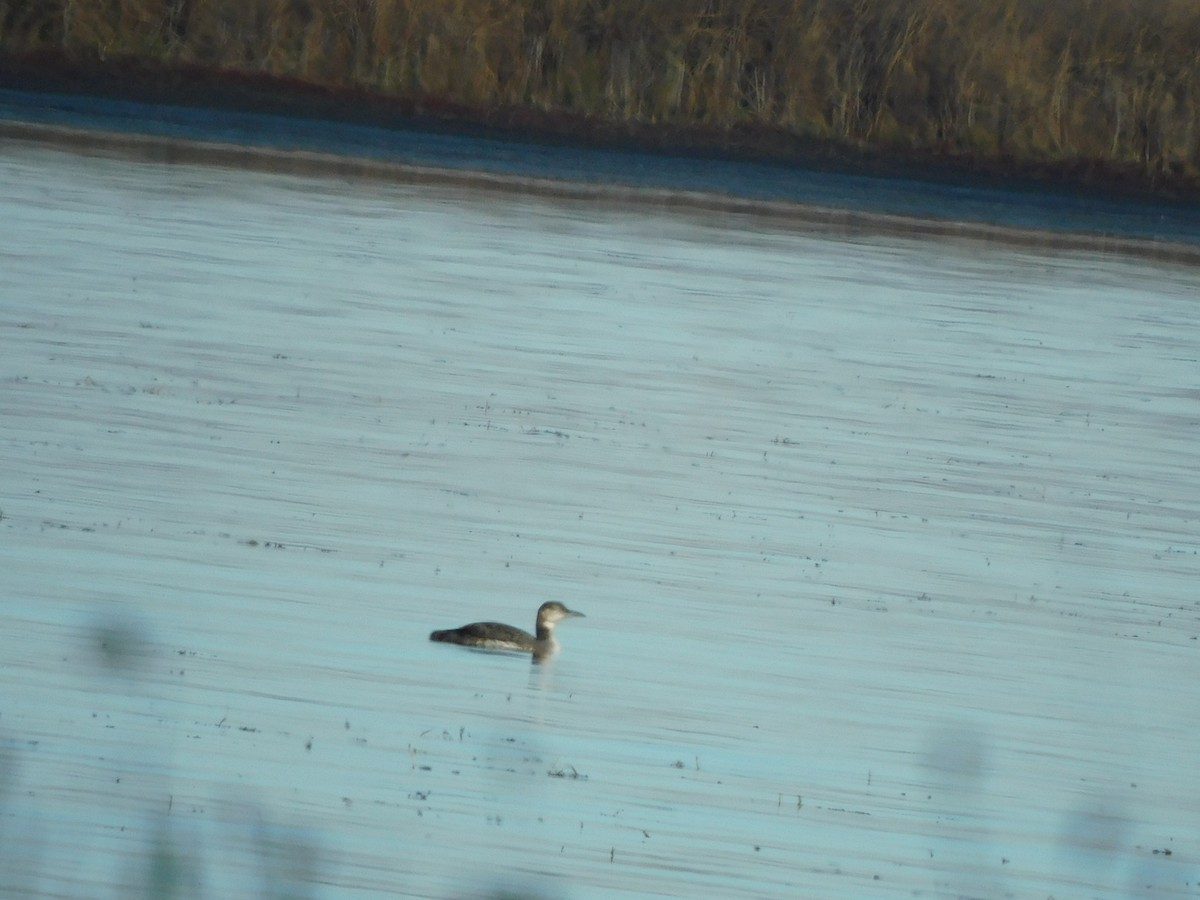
top-left (2, 139), bottom-right (1197, 898)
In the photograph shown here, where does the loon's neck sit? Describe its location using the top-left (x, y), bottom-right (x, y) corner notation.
top-left (531, 629), bottom-right (560, 663)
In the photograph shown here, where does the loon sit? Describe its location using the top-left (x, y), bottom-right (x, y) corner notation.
top-left (429, 601), bottom-right (585, 662)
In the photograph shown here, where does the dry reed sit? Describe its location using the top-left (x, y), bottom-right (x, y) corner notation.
top-left (3, 0), bottom-right (1197, 188)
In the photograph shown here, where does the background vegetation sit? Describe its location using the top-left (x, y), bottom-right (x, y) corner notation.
top-left (2, 0), bottom-right (1198, 192)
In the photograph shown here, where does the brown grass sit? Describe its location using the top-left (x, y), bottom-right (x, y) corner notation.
top-left (3, 0), bottom-right (1198, 190)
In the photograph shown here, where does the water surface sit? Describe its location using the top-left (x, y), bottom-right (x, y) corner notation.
top-left (1, 139), bottom-right (1198, 898)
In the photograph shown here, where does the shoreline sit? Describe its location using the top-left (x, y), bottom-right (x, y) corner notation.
top-left (2, 40), bottom-right (1198, 203)
top-left (5, 116), bottom-right (1200, 267)
top-left (2, 53), bottom-right (1199, 263)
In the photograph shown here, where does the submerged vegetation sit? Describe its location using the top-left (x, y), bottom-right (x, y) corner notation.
top-left (2, 0), bottom-right (1198, 193)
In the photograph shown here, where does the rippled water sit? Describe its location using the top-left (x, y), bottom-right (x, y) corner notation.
top-left (2, 138), bottom-right (1198, 898)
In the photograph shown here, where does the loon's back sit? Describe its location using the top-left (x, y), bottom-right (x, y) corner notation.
top-left (429, 621), bottom-right (536, 652)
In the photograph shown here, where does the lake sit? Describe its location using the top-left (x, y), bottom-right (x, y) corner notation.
top-left (2, 132), bottom-right (1198, 899)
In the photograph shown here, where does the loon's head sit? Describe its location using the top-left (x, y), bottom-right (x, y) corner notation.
top-left (536, 601), bottom-right (585, 629)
